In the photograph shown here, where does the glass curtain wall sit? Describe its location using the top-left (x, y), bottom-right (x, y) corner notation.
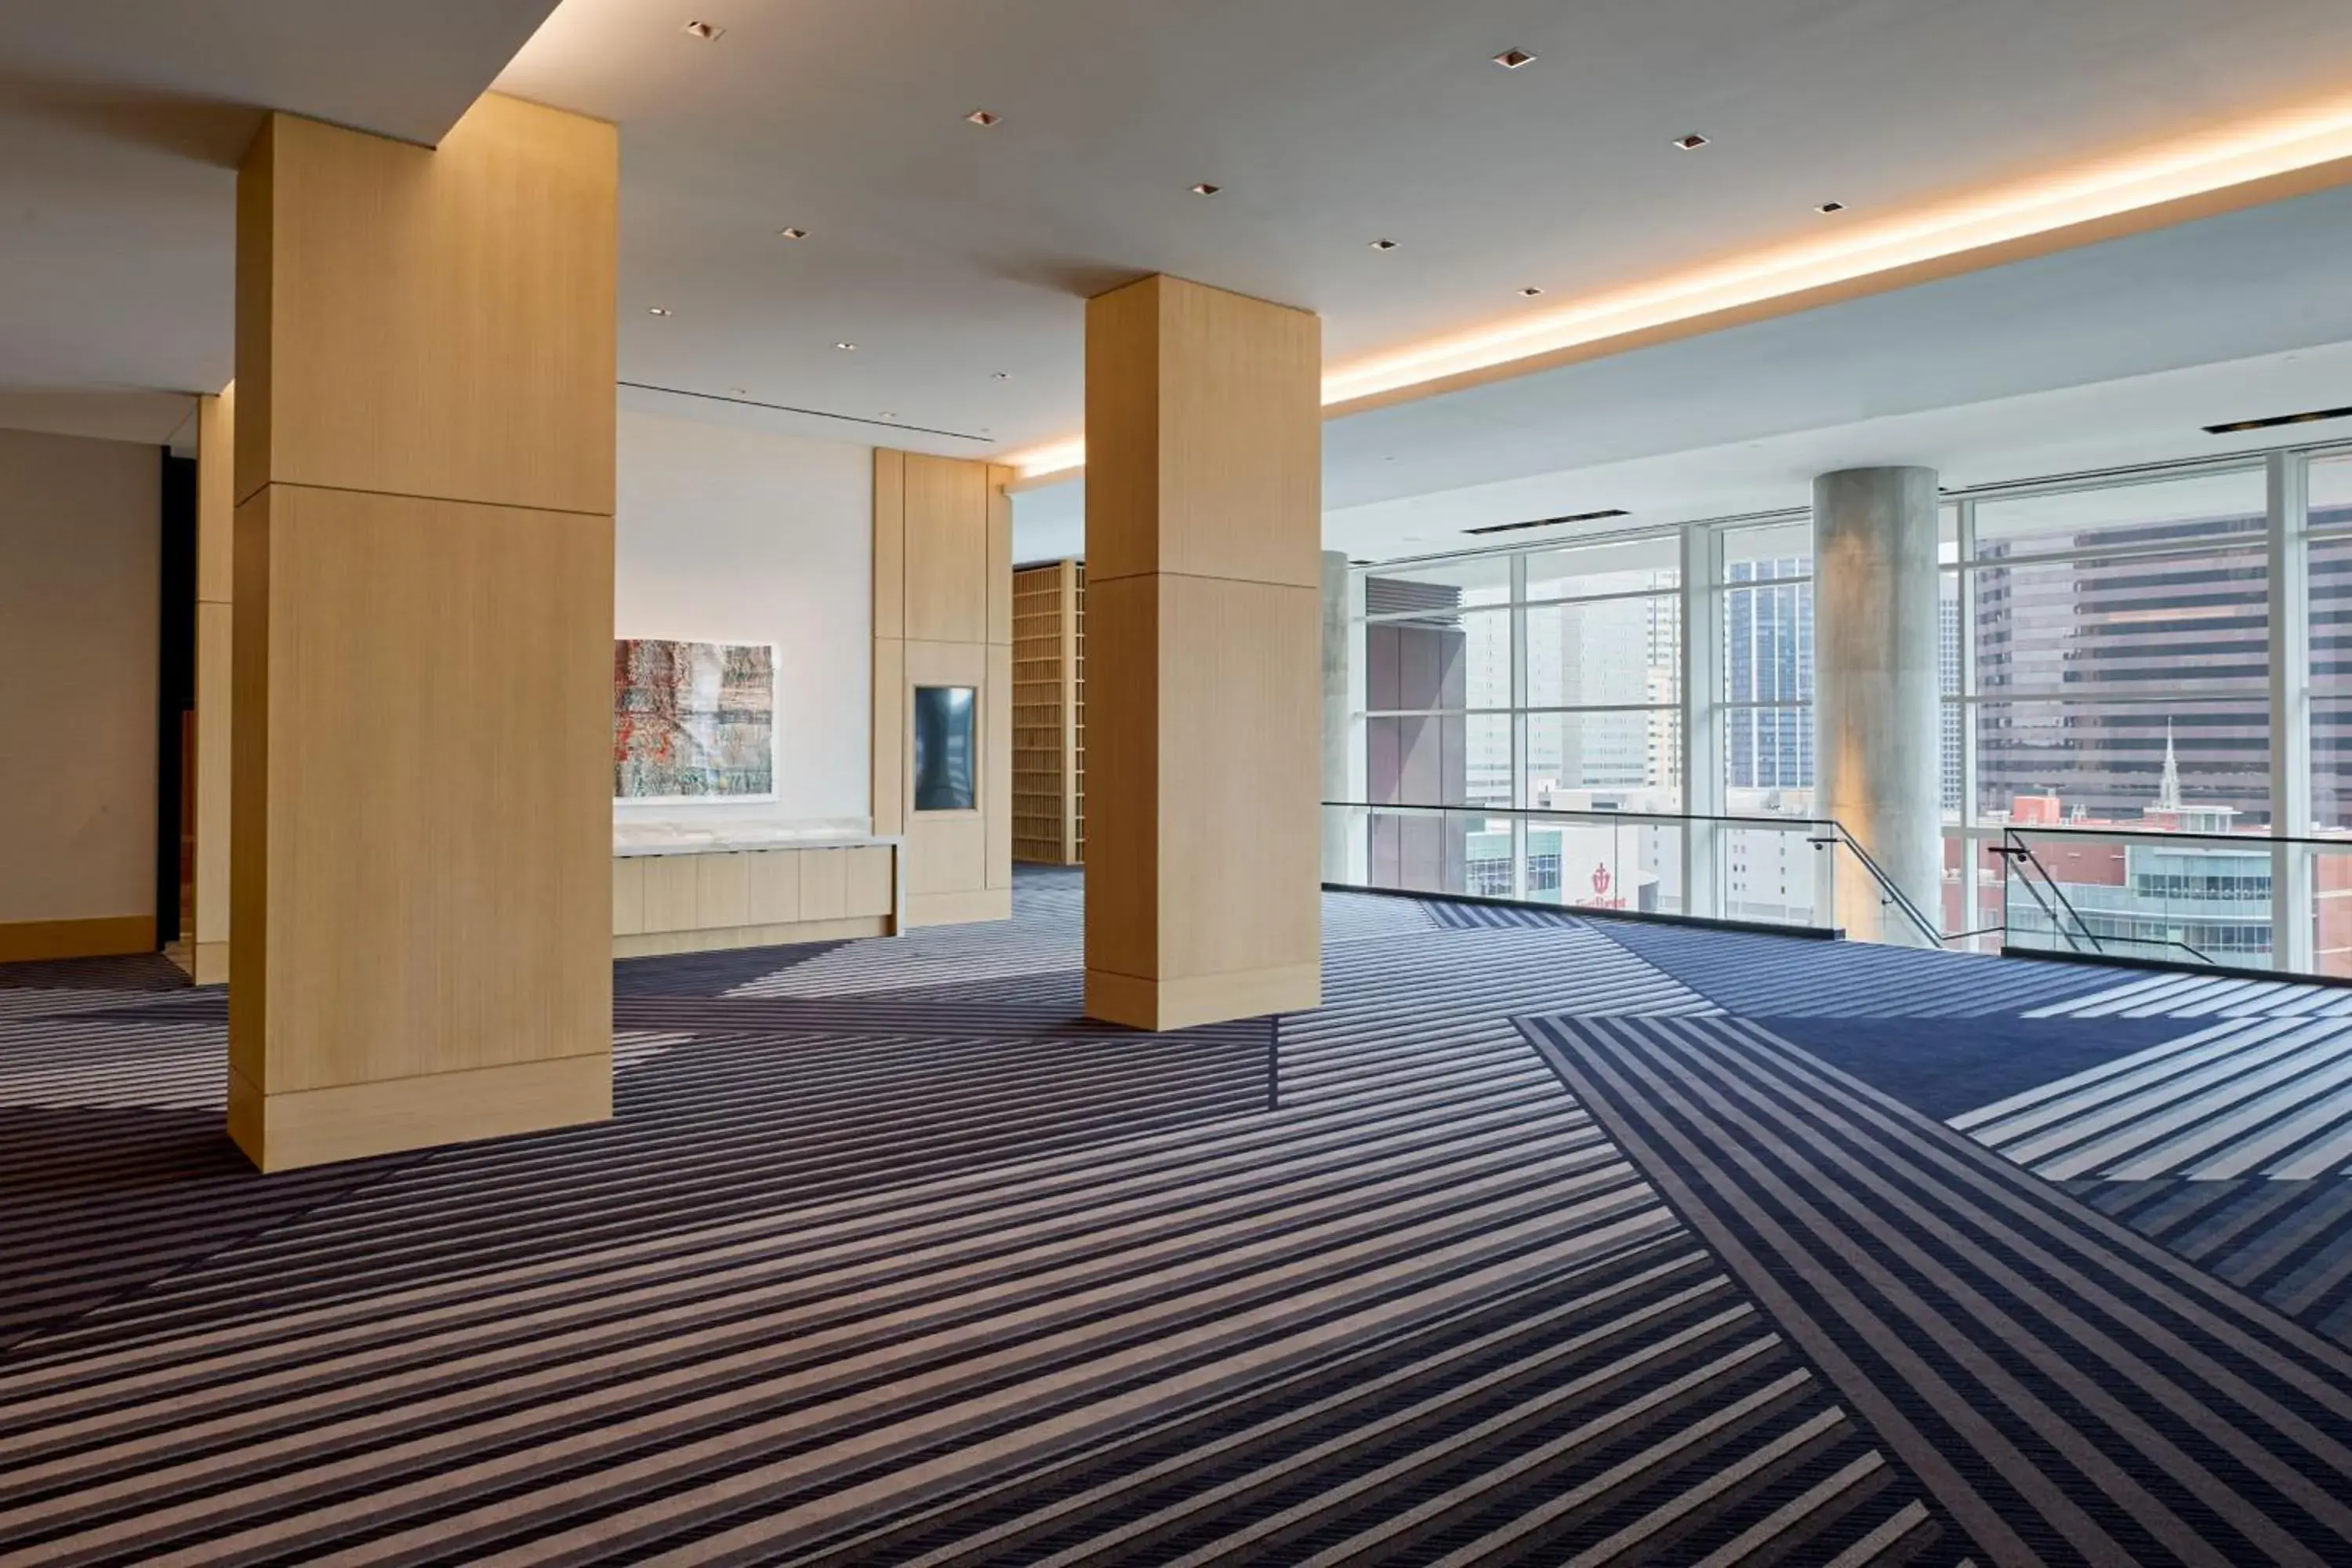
top-left (1357, 535), bottom-right (1684, 912)
top-left (1348, 441), bottom-right (2352, 973)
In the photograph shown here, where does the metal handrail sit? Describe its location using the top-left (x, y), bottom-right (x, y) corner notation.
top-left (1995, 832), bottom-right (2216, 966)
top-left (1322, 800), bottom-right (1961, 948)
top-left (1805, 824), bottom-right (1947, 949)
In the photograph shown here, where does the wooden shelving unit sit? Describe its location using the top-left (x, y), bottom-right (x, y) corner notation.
top-left (1011, 560), bottom-right (1085, 864)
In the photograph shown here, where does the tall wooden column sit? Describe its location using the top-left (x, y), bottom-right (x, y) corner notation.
top-left (228, 95), bottom-right (618, 1171)
top-left (1083, 275), bottom-right (1323, 1029)
top-left (191, 385), bottom-right (234, 985)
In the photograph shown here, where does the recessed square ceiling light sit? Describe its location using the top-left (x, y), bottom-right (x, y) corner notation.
top-left (1190, 182), bottom-right (1221, 196)
top-left (682, 20), bottom-right (723, 41)
top-left (778, 226), bottom-right (808, 239)
top-left (965, 109), bottom-right (1002, 128)
top-left (1816, 201), bottom-right (1846, 214)
top-left (1494, 49), bottom-right (1536, 68)
top-left (1674, 133), bottom-right (1711, 150)
top-left (1369, 238), bottom-right (1398, 250)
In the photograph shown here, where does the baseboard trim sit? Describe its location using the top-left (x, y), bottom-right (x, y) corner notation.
top-left (1085, 963), bottom-right (1321, 1031)
top-left (227, 1054), bottom-right (613, 1173)
top-left (903, 888), bottom-right (1013, 928)
top-left (615, 917), bottom-right (889, 959)
top-left (0, 915), bottom-right (156, 964)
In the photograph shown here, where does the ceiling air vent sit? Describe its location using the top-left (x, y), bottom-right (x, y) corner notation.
top-left (1463, 508), bottom-right (1629, 537)
top-left (2202, 405), bottom-right (2352, 435)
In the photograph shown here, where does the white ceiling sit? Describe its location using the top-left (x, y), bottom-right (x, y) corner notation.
top-left (7, 0), bottom-right (2352, 541)
top-left (494, 0), bottom-right (2352, 456)
top-left (1014, 176), bottom-right (2352, 561)
top-left (0, 0), bottom-right (562, 429)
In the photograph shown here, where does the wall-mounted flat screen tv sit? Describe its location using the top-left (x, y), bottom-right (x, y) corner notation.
top-left (913, 685), bottom-right (978, 811)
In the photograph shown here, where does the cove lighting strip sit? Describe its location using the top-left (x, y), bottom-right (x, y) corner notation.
top-left (1006, 94), bottom-right (2352, 483)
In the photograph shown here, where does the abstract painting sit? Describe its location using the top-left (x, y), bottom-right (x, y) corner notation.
top-left (613, 640), bottom-right (776, 800)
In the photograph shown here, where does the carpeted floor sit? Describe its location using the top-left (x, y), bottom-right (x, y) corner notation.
top-left (1, 870), bottom-right (2349, 1563)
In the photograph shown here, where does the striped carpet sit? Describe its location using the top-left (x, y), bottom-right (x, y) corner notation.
top-left (2026, 969), bottom-right (2352, 1020)
top-left (0, 877), bottom-right (1963, 1566)
top-left (1589, 921), bottom-right (2120, 1018)
top-left (1523, 1013), bottom-right (2352, 1566)
top-left (1954, 1017), bottom-right (2352, 1181)
top-left (11, 878), bottom-right (2352, 1563)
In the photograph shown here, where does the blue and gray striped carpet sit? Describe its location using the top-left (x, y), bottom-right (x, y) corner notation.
top-left (2, 871), bottom-right (2350, 1563)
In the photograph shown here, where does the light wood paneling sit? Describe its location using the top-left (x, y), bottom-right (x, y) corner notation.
top-left (1084, 962), bottom-right (1322, 1033)
top-left (230, 91), bottom-right (616, 1170)
top-left (228, 1054), bottom-right (609, 1173)
top-left (193, 601), bottom-right (232, 948)
top-left (988, 641), bottom-right (1014, 889)
top-left (800, 848), bottom-right (848, 921)
top-left (904, 888), bottom-right (1013, 928)
top-left (909, 816), bottom-right (988, 896)
top-left (903, 453), bottom-right (989, 644)
top-left (873, 449), bottom-right (1011, 927)
top-left (987, 466), bottom-right (1014, 646)
top-left (1080, 275), bottom-right (1323, 1029)
top-left (612, 845), bottom-right (899, 956)
top-left (1080, 575), bottom-right (1322, 1000)
top-left (615, 916), bottom-right (884, 959)
top-left (232, 485), bottom-right (613, 1096)
top-left (1084, 274), bottom-right (1322, 590)
top-left (872, 448), bottom-right (905, 641)
top-left (872, 637), bottom-right (906, 837)
top-left (641, 855), bottom-right (699, 934)
top-left (846, 846), bottom-right (894, 917)
top-left (746, 849), bottom-right (801, 924)
top-left (1152, 574), bottom-right (1321, 979)
top-left (695, 851), bottom-right (750, 929)
top-left (612, 858), bottom-right (644, 936)
top-left (1080, 572), bottom-right (1159, 982)
top-left (234, 96), bottom-right (617, 516)
top-left (0, 916), bottom-right (155, 964)
top-left (193, 387), bottom-right (234, 967)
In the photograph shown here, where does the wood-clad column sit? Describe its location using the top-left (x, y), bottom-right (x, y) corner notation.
top-left (228, 95), bottom-right (618, 1171)
top-left (1083, 274), bottom-right (1322, 1029)
top-left (191, 385), bottom-right (234, 985)
top-left (871, 450), bottom-right (1014, 927)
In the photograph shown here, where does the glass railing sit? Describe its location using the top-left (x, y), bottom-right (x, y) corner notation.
top-left (1324, 803), bottom-right (2352, 981)
top-left (1321, 801), bottom-right (1854, 938)
top-left (1991, 824), bottom-right (2352, 980)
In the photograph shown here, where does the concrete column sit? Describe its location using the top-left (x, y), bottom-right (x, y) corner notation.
top-left (1321, 550), bottom-right (1350, 881)
top-left (1813, 466), bottom-right (1941, 946)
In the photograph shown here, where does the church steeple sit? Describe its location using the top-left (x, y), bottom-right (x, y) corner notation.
top-left (2157, 719), bottom-right (2183, 813)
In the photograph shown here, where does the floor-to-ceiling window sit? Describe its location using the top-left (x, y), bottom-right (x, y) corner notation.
top-left (1345, 440), bottom-right (2352, 972)
top-left (1954, 467), bottom-right (2279, 962)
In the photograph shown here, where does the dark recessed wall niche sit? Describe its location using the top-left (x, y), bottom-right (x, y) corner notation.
top-left (914, 685), bottom-right (978, 811)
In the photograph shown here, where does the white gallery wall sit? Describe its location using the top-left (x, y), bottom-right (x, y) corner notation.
top-left (0, 426), bottom-right (159, 928)
top-left (615, 409), bottom-right (873, 828)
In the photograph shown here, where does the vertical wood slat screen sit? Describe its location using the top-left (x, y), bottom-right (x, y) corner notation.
top-left (1012, 561), bottom-right (1085, 864)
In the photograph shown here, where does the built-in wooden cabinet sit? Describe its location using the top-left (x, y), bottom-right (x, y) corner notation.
top-left (612, 843), bottom-right (898, 957)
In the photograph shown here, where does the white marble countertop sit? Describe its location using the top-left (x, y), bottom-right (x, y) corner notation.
top-left (612, 821), bottom-right (903, 858)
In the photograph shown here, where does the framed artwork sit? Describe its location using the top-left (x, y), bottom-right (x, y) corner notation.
top-left (613, 639), bottom-right (776, 800)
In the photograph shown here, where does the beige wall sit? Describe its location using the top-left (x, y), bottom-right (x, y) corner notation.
top-left (616, 410), bottom-right (873, 828)
top-left (0, 426), bottom-right (159, 935)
